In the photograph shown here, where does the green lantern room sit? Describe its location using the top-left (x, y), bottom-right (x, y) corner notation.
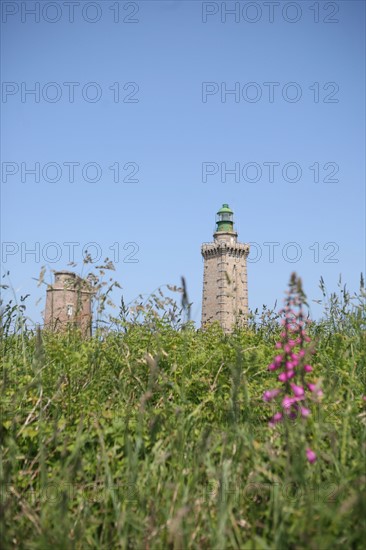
top-left (215, 204), bottom-right (236, 234)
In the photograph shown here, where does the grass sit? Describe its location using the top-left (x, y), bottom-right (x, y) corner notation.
top-left (1, 272), bottom-right (365, 549)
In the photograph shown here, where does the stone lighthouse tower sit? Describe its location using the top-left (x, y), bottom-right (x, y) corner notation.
top-left (44, 271), bottom-right (93, 336)
top-left (201, 204), bottom-right (250, 332)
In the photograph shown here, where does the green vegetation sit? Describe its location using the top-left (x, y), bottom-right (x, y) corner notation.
top-left (1, 271), bottom-right (365, 549)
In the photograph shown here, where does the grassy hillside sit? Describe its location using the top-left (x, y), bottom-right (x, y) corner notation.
top-left (1, 273), bottom-right (365, 549)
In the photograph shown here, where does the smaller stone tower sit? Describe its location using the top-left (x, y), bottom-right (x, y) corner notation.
top-left (44, 271), bottom-right (93, 336)
top-left (201, 204), bottom-right (250, 332)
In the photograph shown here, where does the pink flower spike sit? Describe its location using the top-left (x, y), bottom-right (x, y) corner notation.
top-left (287, 370), bottom-right (295, 380)
top-left (275, 342), bottom-right (282, 349)
top-left (301, 407), bottom-right (311, 417)
top-left (307, 383), bottom-right (315, 392)
top-left (304, 364), bottom-right (313, 372)
top-left (268, 363), bottom-right (276, 371)
top-left (274, 355), bottom-right (283, 365)
top-left (306, 448), bottom-right (317, 463)
top-left (263, 389), bottom-right (281, 402)
top-left (290, 383), bottom-right (305, 398)
top-left (278, 372), bottom-right (287, 382)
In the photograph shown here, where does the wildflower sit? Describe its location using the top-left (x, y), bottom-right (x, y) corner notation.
top-left (263, 388), bottom-right (281, 402)
top-left (263, 273), bottom-right (321, 459)
top-left (290, 383), bottom-right (305, 398)
top-left (278, 371), bottom-right (295, 382)
top-left (282, 395), bottom-right (298, 410)
top-left (306, 448), bottom-right (317, 463)
top-left (278, 372), bottom-right (287, 382)
top-left (269, 412), bottom-right (283, 426)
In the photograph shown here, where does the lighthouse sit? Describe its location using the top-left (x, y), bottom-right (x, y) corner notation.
top-left (201, 204), bottom-right (250, 332)
top-left (44, 271), bottom-right (93, 336)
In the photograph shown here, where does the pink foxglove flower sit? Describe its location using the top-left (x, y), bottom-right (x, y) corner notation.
top-left (269, 412), bottom-right (282, 426)
top-left (278, 371), bottom-right (295, 382)
top-left (306, 448), bottom-right (317, 463)
top-left (282, 395), bottom-right (297, 410)
top-left (290, 383), bottom-right (305, 398)
top-left (263, 389), bottom-right (281, 402)
top-left (263, 273), bottom-right (321, 460)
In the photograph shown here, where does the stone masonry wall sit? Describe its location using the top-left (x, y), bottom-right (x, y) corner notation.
top-left (201, 233), bottom-right (249, 332)
top-left (44, 271), bottom-right (93, 336)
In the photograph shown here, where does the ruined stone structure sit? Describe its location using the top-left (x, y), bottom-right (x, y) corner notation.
top-left (44, 271), bottom-right (93, 336)
top-left (201, 204), bottom-right (250, 332)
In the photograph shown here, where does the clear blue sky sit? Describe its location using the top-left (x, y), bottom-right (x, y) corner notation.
top-left (1, 0), bottom-right (365, 326)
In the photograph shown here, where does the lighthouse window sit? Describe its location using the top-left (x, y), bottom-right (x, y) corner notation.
top-left (219, 213), bottom-right (233, 221)
top-left (67, 304), bottom-right (73, 317)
